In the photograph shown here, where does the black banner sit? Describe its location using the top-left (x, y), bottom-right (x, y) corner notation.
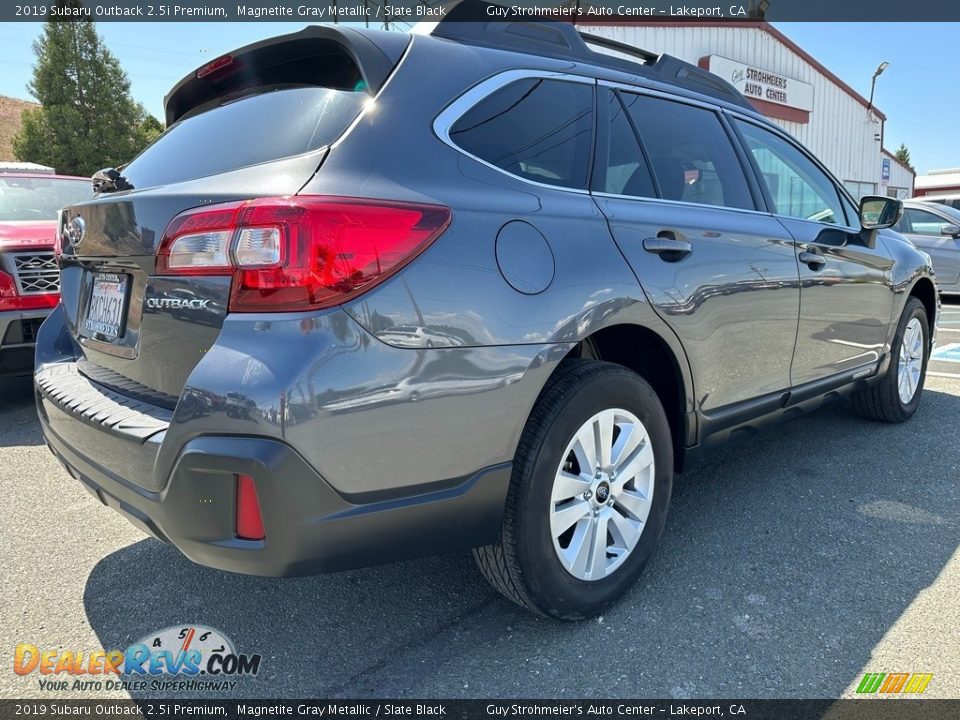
top-left (2, 700), bottom-right (960, 720)
top-left (5, 0), bottom-right (960, 23)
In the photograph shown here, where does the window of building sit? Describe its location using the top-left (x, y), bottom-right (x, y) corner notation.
top-left (619, 92), bottom-right (754, 210)
top-left (449, 78), bottom-right (594, 190)
top-left (843, 180), bottom-right (878, 203)
top-left (735, 120), bottom-right (845, 225)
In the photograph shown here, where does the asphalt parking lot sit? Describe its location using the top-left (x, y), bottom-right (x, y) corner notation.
top-left (1, 304), bottom-right (958, 700)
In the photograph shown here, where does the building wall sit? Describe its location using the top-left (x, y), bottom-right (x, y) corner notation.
top-left (579, 23), bottom-right (885, 196)
top-left (881, 152), bottom-right (915, 200)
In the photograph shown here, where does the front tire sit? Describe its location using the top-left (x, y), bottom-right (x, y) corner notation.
top-left (474, 360), bottom-right (673, 620)
top-left (850, 297), bottom-right (929, 423)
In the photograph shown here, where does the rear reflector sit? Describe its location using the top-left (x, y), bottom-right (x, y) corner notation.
top-left (157, 196), bottom-right (451, 312)
top-left (236, 474), bottom-right (265, 541)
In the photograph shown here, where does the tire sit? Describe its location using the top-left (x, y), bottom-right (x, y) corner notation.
top-left (474, 359), bottom-right (673, 620)
top-left (850, 296), bottom-right (929, 423)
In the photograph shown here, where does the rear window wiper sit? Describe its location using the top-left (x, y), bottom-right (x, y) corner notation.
top-left (92, 167), bottom-right (134, 194)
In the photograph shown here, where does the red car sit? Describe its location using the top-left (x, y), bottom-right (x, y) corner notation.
top-left (0, 173), bottom-right (90, 377)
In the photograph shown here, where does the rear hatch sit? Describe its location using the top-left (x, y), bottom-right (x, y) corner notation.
top-left (55, 26), bottom-right (409, 402)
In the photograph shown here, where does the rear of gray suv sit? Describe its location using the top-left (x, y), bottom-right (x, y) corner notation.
top-left (36, 11), bottom-right (937, 620)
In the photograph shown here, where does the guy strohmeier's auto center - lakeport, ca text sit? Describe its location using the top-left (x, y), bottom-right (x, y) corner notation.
top-left (31, 2), bottom-right (750, 19)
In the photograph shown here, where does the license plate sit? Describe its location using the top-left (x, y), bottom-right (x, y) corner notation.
top-left (84, 273), bottom-right (129, 340)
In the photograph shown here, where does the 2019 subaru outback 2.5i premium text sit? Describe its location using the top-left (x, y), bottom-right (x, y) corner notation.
top-left (35, 7), bottom-right (938, 620)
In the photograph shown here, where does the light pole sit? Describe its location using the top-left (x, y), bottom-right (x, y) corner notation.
top-left (867, 61), bottom-right (889, 113)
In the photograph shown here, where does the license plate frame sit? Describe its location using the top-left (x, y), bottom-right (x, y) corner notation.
top-left (83, 273), bottom-right (130, 341)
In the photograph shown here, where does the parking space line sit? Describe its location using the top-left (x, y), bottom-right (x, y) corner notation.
top-left (928, 370), bottom-right (960, 379)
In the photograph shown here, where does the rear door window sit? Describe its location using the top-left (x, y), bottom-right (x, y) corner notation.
top-left (448, 78), bottom-right (594, 190)
top-left (619, 92), bottom-right (754, 210)
top-left (122, 87), bottom-right (367, 189)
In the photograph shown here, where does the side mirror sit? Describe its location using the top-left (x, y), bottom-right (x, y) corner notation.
top-left (859, 196), bottom-right (903, 230)
top-left (940, 224), bottom-right (960, 238)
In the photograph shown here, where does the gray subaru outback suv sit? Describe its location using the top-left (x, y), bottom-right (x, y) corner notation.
top-left (36, 7), bottom-right (937, 619)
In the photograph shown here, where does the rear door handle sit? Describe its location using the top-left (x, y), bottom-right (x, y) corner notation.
top-left (643, 232), bottom-right (692, 261)
top-left (799, 249), bottom-right (826, 269)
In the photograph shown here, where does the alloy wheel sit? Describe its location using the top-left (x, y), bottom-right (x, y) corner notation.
top-left (549, 408), bottom-right (655, 581)
top-left (898, 317), bottom-right (924, 404)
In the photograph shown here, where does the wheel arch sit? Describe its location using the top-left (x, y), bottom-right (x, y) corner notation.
top-left (565, 323), bottom-right (694, 472)
top-left (908, 276), bottom-right (938, 341)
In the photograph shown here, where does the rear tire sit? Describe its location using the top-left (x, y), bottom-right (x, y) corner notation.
top-left (474, 359), bottom-right (673, 620)
top-left (850, 297), bottom-right (929, 423)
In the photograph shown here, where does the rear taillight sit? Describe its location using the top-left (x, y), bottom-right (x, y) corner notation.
top-left (157, 196), bottom-right (451, 312)
top-left (236, 474), bottom-right (265, 541)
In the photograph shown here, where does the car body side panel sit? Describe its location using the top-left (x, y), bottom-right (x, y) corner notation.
top-left (781, 219), bottom-right (896, 386)
top-left (595, 197), bottom-right (800, 412)
top-left (163, 309), bottom-right (574, 497)
top-left (304, 37), bottom-right (699, 419)
top-left (879, 231), bottom-right (940, 345)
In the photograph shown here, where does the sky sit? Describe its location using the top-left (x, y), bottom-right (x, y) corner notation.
top-left (0, 21), bottom-right (954, 175)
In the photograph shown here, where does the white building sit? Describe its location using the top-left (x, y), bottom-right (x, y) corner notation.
top-left (580, 21), bottom-right (912, 201)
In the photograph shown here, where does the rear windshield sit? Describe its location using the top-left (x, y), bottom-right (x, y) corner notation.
top-left (122, 86), bottom-right (367, 188)
top-left (0, 177), bottom-right (91, 221)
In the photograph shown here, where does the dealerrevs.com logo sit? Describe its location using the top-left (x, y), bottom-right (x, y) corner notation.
top-left (14, 625), bottom-right (262, 693)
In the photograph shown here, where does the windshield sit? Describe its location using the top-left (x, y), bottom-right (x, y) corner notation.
top-left (122, 86), bottom-right (367, 189)
top-left (0, 177), bottom-right (90, 221)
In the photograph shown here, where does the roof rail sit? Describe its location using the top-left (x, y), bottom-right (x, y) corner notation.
top-left (425, 0), bottom-right (752, 110)
top-left (578, 31), bottom-right (658, 64)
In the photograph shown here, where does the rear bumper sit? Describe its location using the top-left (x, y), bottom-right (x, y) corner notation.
top-left (37, 366), bottom-right (512, 576)
top-left (0, 308), bottom-right (50, 376)
top-left (32, 302), bottom-right (557, 576)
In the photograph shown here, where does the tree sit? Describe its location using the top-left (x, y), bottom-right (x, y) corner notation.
top-left (894, 143), bottom-right (912, 169)
top-left (12, 0), bottom-right (162, 177)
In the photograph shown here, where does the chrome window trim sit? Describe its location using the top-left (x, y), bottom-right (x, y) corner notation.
top-left (590, 191), bottom-right (775, 219)
top-left (434, 69), bottom-right (868, 230)
top-left (600, 78), bottom-right (865, 233)
top-left (598, 78), bottom-right (726, 113)
top-left (433, 69), bottom-right (596, 196)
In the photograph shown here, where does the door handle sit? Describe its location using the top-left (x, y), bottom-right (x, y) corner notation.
top-left (643, 232), bottom-right (692, 261)
top-left (799, 249), bottom-right (826, 269)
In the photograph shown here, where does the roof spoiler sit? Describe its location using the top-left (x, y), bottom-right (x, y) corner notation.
top-left (163, 26), bottom-right (410, 126)
top-left (425, 0), bottom-right (752, 110)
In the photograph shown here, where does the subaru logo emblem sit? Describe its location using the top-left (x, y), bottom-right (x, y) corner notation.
top-left (66, 216), bottom-right (85, 248)
top-left (595, 482), bottom-right (610, 503)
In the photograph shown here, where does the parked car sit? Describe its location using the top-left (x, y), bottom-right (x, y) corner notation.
top-left (35, 11), bottom-right (937, 620)
top-left (0, 173), bottom-right (89, 377)
top-left (916, 193), bottom-right (960, 212)
top-left (895, 200), bottom-right (960, 295)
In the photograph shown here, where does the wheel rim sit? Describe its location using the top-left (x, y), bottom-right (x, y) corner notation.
top-left (549, 408), bottom-right (655, 582)
top-left (898, 317), bottom-right (924, 405)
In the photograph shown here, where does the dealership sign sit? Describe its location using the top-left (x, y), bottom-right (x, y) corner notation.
top-left (706, 55), bottom-right (814, 112)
